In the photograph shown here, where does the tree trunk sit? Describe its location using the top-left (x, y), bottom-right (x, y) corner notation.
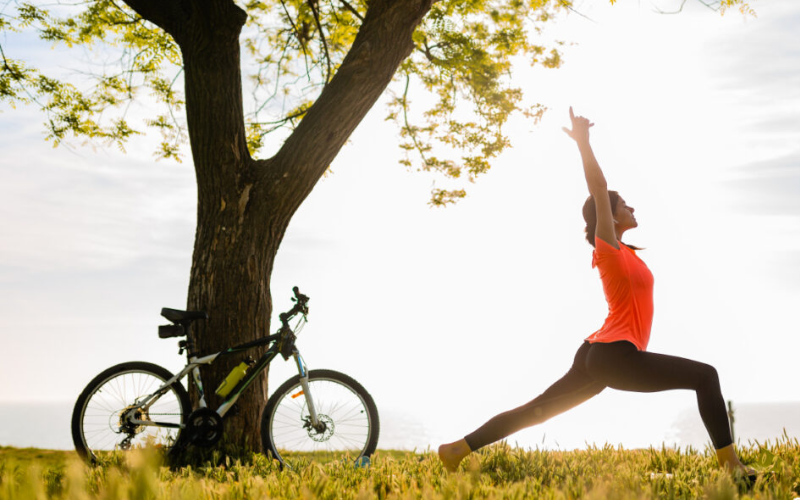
top-left (178, 1), bottom-right (273, 451)
top-left (124, 0), bottom-right (435, 453)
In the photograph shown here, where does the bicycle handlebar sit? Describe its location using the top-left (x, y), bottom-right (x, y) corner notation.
top-left (279, 286), bottom-right (309, 325)
top-left (293, 286), bottom-right (309, 304)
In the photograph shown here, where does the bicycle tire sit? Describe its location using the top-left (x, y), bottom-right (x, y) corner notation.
top-left (260, 369), bottom-right (380, 464)
top-left (71, 361), bottom-right (191, 463)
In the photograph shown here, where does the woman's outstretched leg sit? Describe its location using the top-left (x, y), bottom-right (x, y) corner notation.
top-left (584, 341), bottom-right (754, 476)
top-left (439, 342), bottom-right (605, 472)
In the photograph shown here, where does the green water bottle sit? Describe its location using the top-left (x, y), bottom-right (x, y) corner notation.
top-left (215, 362), bottom-right (249, 397)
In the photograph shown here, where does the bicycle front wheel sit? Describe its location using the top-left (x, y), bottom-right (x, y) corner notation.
top-left (261, 369), bottom-right (380, 464)
top-left (71, 361), bottom-right (191, 463)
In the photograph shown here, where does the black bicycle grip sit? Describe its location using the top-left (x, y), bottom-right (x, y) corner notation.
top-left (292, 286), bottom-right (309, 303)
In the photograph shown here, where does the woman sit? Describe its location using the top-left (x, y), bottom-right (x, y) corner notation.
top-left (437, 108), bottom-right (755, 479)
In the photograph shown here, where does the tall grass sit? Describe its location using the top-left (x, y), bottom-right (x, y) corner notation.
top-left (1, 435), bottom-right (798, 499)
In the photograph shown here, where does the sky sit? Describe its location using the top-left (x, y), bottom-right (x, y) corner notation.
top-left (1, 0), bottom-right (799, 451)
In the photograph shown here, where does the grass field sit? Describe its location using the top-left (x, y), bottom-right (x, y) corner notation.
top-left (1, 436), bottom-right (799, 499)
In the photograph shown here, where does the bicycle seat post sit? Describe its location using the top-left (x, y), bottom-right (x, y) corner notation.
top-left (183, 323), bottom-right (198, 358)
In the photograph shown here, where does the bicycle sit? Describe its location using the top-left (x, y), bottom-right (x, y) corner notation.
top-left (71, 287), bottom-right (380, 465)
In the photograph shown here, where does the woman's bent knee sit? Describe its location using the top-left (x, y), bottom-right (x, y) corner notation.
top-left (697, 363), bottom-right (720, 389)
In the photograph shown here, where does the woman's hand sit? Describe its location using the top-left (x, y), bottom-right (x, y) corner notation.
top-left (562, 106), bottom-right (594, 143)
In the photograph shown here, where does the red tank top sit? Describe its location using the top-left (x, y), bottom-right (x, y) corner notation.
top-left (584, 236), bottom-right (655, 351)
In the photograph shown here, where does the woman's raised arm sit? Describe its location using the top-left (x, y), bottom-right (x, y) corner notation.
top-left (563, 107), bottom-right (618, 249)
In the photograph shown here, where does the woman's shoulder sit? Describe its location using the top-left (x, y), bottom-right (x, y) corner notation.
top-left (594, 236), bottom-right (621, 252)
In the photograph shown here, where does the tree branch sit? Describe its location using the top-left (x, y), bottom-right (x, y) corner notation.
top-left (651, 0), bottom-right (690, 15)
top-left (120, 0), bottom-right (189, 38)
top-left (177, 1), bottom-right (251, 190)
top-left (0, 42), bottom-right (24, 81)
top-left (565, 5), bottom-right (597, 22)
top-left (416, 39), bottom-right (450, 64)
top-left (399, 72), bottom-right (433, 168)
top-left (307, 0), bottom-right (332, 84)
top-left (339, 0), bottom-right (365, 21)
top-left (251, 108), bottom-right (309, 136)
top-left (279, 0), bottom-right (309, 57)
top-left (268, 0), bottom-right (435, 208)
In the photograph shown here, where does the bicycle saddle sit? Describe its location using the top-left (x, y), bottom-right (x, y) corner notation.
top-left (160, 308), bottom-right (209, 323)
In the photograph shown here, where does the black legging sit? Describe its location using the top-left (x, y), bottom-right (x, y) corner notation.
top-left (464, 340), bottom-right (733, 451)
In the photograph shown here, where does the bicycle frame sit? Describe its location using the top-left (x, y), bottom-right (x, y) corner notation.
top-left (125, 319), bottom-right (321, 431)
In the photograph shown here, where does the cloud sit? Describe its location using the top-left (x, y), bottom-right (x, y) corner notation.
top-left (706, 1), bottom-right (800, 96)
top-left (764, 250), bottom-right (800, 290)
top-left (725, 152), bottom-right (800, 215)
top-left (0, 135), bottom-right (197, 272)
top-left (743, 114), bottom-right (800, 136)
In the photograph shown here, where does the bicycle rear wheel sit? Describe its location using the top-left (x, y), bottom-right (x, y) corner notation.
top-left (71, 361), bottom-right (190, 463)
top-left (261, 369), bottom-right (379, 465)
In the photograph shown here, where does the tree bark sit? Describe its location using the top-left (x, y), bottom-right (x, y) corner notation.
top-left (125, 0), bottom-right (435, 453)
top-left (177, 0), bottom-right (271, 450)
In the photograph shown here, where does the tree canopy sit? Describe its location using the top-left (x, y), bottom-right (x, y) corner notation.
top-left (1, 0), bottom-right (570, 204)
top-left (1, 0), bottom-right (752, 204)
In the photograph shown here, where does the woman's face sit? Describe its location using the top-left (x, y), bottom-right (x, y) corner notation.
top-left (614, 197), bottom-right (637, 231)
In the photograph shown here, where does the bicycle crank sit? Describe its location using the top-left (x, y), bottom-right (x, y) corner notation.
top-left (185, 408), bottom-right (223, 448)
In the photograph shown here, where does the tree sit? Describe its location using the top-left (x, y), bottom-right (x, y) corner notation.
top-left (0, 0), bottom-right (750, 451)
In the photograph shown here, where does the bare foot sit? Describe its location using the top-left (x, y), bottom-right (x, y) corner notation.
top-left (437, 439), bottom-right (471, 472)
top-left (721, 460), bottom-right (756, 475)
top-left (732, 464), bottom-right (757, 477)
top-left (722, 460), bottom-right (756, 476)
top-left (716, 444), bottom-right (755, 478)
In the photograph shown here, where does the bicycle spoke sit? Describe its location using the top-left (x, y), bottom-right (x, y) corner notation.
top-left (267, 375), bottom-right (376, 458)
top-left (77, 369), bottom-right (184, 454)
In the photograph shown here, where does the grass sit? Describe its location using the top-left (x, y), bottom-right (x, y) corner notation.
top-left (1, 436), bottom-right (799, 499)
top-left (0, 447), bottom-right (73, 470)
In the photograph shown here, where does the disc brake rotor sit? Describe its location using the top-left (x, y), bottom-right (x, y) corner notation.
top-left (305, 414), bottom-right (335, 442)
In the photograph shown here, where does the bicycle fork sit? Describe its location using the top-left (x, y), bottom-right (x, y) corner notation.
top-left (293, 350), bottom-right (322, 429)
